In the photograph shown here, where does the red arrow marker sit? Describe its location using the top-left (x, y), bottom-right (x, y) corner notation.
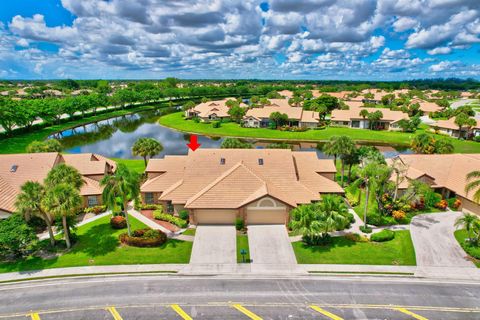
top-left (187, 134), bottom-right (201, 151)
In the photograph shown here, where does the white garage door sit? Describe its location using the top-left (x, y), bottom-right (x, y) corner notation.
top-left (194, 209), bottom-right (237, 224)
top-left (247, 209), bottom-right (287, 225)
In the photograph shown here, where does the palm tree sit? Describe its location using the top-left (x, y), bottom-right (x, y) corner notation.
top-left (44, 164), bottom-right (84, 190)
top-left (359, 109), bottom-right (369, 128)
top-left (322, 136), bottom-right (340, 165)
top-left (336, 136), bottom-right (356, 187)
top-left (132, 137), bottom-right (163, 166)
top-left (16, 181), bottom-right (56, 246)
top-left (100, 164), bottom-right (140, 236)
top-left (41, 184), bottom-right (82, 249)
top-left (455, 212), bottom-right (479, 242)
top-left (290, 204), bottom-right (322, 241)
top-left (316, 195), bottom-right (349, 235)
top-left (390, 157), bottom-right (408, 201)
top-left (466, 170), bottom-right (480, 203)
top-left (350, 162), bottom-right (377, 227)
top-left (411, 133), bottom-right (435, 154)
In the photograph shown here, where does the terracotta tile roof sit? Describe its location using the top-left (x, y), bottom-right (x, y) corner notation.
top-left (245, 99), bottom-right (319, 122)
top-left (411, 99), bottom-right (443, 113)
top-left (277, 90), bottom-right (294, 98)
top-left (141, 149), bottom-right (343, 208)
top-left (430, 118), bottom-right (480, 131)
top-left (312, 91), bottom-right (351, 99)
top-left (331, 107), bottom-right (409, 123)
top-left (392, 154), bottom-right (480, 203)
top-left (62, 153), bottom-right (115, 175)
top-left (188, 98), bottom-right (247, 118)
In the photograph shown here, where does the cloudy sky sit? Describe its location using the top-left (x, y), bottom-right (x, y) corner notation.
top-left (0, 0), bottom-right (479, 80)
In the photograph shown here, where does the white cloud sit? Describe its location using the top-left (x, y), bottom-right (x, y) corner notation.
top-left (393, 17), bottom-right (418, 32)
top-left (427, 47), bottom-right (452, 55)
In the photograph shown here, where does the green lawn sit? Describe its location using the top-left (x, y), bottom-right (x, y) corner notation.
top-left (0, 215), bottom-right (192, 273)
top-left (112, 158), bottom-right (145, 174)
top-left (236, 235), bottom-right (251, 263)
top-left (182, 228), bottom-right (196, 236)
top-left (292, 230), bottom-right (416, 265)
top-left (159, 112), bottom-right (480, 153)
top-left (454, 229), bottom-right (480, 268)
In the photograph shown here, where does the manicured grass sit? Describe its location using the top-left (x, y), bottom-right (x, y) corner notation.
top-left (236, 235), bottom-right (251, 263)
top-left (454, 229), bottom-right (480, 268)
top-left (0, 215), bottom-right (192, 273)
top-left (182, 228), bottom-right (196, 236)
top-left (112, 158), bottom-right (145, 174)
top-left (292, 230), bottom-right (416, 265)
top-left (159, 112), bottom-right (480, 153)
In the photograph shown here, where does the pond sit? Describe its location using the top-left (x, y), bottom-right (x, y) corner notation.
top-left (49, 109), bottom-right (413, 160)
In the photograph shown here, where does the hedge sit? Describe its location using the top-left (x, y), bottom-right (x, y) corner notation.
top-left (119, 229), bottom-right (167, 247)
top-left (153, 211), bottom-right (188, 228)
top-left (371, 229), bottom-right (395, 242)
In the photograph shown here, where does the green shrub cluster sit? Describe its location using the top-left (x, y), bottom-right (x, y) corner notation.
top-left (153, 211), bottom-right (188, 228)
top-left (360, 225), bottom-right (372, 233)
top-left (119, 228), bottom-right (167, 247)
top-left (371, 229), bottom-right (395, 242)
top-left (212, 121), bottom-right (221, 128)
top-left (110, 216), bottom-right (127, 229)
top-left (302, 233), bottom-right (331, 246)
top-left (178, 210), bottom-right (189, 221)
top-left (84, 205), bottom-right (107, 215)
top-left (235, 218), bottom-right (245, 231)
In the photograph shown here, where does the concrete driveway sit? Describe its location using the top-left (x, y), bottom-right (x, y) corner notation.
top-left (410, 211), bottom-right (475, 268)
top-left (247, 225), bottom-right (298, 266)
top-left (189, 225), bottom-right (236, 264)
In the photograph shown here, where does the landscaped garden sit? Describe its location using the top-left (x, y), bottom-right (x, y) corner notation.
top-left (236, 235), bottom-right (250, 263)
top-left (292, 230), bottom-right (416, 265)
top-left (159, 112), bottom-right (480, 153)
top-left (0, 214), bottom-right (192, 273)
top-left (454, 212), bottom-right (480, 268)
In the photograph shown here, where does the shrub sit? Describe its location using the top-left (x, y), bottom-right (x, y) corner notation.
top-left (360, 225), bottom-right (372, 233)
top-left (84, 205), bottom-right (107, 215)
top-left (119, 228), bottom-right (167, 247)
top-left (346, 192), bottom-right (359, 207)
top-left (302, 233), bottom-right (331, 246)
top-left (235, 218), bottom-right (245, 231)
top-left (110, 216), bottom-right (127, 229)
top-left (392, 210), bottom-right (406, 221)
top-left (140, 204), bottom-right (162, 210)
top-left (212, 121), bottom-right (221, 128)
top-left (179, 210), bottom-right (189, 221)
top-left (447, 198), bottom-right (462, 210)
top-left (193, 117), bottom-right (200, 123)
top-left (474, 136), bottom-right (480, 142)
top-left (345, 233), bottom-right (369, 242)
top-left (435, 199), bottom-right (448, 210)
top-left (371, 229), bottom-right (395, 242)
top-left (153, 211), bottom-right (188, 228)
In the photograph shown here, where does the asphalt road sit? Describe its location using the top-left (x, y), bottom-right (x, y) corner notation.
top-left (0, 275), bottom-right (479, 319)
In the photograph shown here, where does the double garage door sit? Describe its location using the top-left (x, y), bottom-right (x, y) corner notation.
top-left (194, 208), bottom-right (288, 225)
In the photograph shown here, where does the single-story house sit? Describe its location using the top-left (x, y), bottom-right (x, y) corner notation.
top-left (387, 154), bottom-right (480, 216)
top-left (243, 99), bottom-right (320, 128)
top-left (185, 98), bottom-right (247, 122)
top-left (330, 107), bottom-right (409, 131)
top-left (0, 152), bottom-right (116, 218)
top-left (140, 149), bottom-right (344, 225)
top-left (410, 98), bottom-right (443, 114)
top-left (429, 118), bottom-right (480, 138)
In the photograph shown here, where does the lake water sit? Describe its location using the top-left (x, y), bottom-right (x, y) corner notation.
top-left (49, 109), bottom-right (413, 160)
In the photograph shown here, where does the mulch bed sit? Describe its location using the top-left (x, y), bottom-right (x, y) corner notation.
top-left (140, 210), bottom-right (180, 232)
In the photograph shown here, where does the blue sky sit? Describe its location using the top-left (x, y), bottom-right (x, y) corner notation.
top-left (0, 0), bottom-right (479, 80)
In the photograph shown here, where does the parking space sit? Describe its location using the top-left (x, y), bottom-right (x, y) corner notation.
top-left (2, 303), bottom-right (480, 320)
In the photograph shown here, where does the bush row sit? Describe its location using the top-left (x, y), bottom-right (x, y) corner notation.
top-left (83, 205), bottom-right (107, 215)
top-left (119, 229), bottom-right (167, 247)
top-left (153, 211), bottom-right (188, 228)
top-left (371, 229), bottom-right (395, 242)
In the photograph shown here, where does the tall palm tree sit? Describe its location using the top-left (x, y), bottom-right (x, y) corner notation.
top-left (132, 137), bottom-right (164, 166)
top-left (466, 170), bottom-right (480, 204)
top-left (390, 157), bottom-right (408, 201)
top-left (322, 136), bottom-right (340, 165)
top-left (16, 181), bottom-right (56, 246)
top-left (336, 136), bottom-right (356, 187)
top-left (44, 164), bottom-right (84, 191)
top-left (350, 162), bottom-right (377, 227)
top-left (41, 184), bottom-right (82, 249)
top-left (455, 212), bottom-right (479, 242)
top-left (101, 164), bottom-right (140, 236)
top-left (316, 195), bottom-right (349, 235)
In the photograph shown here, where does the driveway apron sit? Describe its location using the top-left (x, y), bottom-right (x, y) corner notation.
top-left (189, 225), bottom-right (236, 264)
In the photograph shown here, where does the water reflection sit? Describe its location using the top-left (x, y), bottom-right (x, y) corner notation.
top-left (49, 110), bottom-right (413, 160)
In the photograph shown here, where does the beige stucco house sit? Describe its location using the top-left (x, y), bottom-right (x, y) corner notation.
top-left (388, 154), bottom-right (480, 216)
top-left (140, 149), bottom-right (343, 225)
top-left (185, 98), bottom-right (247, 122)
top-left (429, 118), bottom-right (480, 139)
top-left (0, 152), bottom-right (116, 218)
top-left (330, 107), bottom-right (409, 130)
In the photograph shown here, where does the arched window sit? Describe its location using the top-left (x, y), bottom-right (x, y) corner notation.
top-left (258, 197), bottom-right (276, 207)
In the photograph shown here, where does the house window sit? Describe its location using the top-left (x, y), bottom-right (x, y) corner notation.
top-left (87, 196), bottom-right (98, 207)
top-left (351, 120), bottom-right (360, 128)
top-left (145, 192), bottom-right (154, 204)
top-left (258, 158), bottom-right (264, 165)
top-left (220, 157), bottom-right (226, 165)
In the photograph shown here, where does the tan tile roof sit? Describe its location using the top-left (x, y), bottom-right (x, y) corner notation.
top-left (141, 149), bottom-right (343, 208)
top-left (331, 107), bottom-right (409, 123)
top-left (0, 153), bottom-right (115, 213)
top-left (344, 101), bottom-right (364, 108)
top-left (245, 99), bottom-right (319, 122)
top-left (312, 91), bottom-right (351, 99)
top-left (411, 99), bottom-right (443, 113)
top-left (430, 118), bottom-right (480, 131)
top-left (392, 154), bottom-right (480, 203)
top-left (277, 90), bottom-right (294, 98)
top-left (189, 98), bottom-right (247, 118)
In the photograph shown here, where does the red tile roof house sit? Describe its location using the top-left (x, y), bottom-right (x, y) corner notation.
top-left (140, 149), bottom-right (343, 225)
top-left (242, 99), bottom-right (320, 128)
top-left (0, 152), bottom-right (116, 218)
top-left (184, 98), bottom-right (248, 122)
top-left (429, 118), bottom-right (480, 139)
top-left (387, 154), bottom-right (480, 216)
top-left (330, 107), bottom-right (409, 131)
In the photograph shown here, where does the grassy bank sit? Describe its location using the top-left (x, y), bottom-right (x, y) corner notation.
top-left (159, 112), bottom-right (480, 153)
top-left (454, 229), bottom-right (480, 268)
top-left (0, 215), bottom-right (192, 273)
top-left (292, 230), bottom-right (416, 265)
top-left (236, 235), bottom-right (251, 263)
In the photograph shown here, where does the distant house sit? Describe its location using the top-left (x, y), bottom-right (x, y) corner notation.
top-left (387, 154), bottom-right (480, 216)
top-left (0, 152), bottom-right (116, 218)
top-left (277, 90), bottom-right (294, 99)
top-left (429, 118), bottom-right (480, 138)
top-left (330, 107), bottom-right (409, 131)
top-left (242, 99), bottom-right (319, 128)
top-left (185, 98), bottom-right (247, 122)
top-left (312, 90), bottom-right (351, 99)
top-left (140, 149), bottom-right (343, 225)
top-left (410, 98), bottom-right (443, 115)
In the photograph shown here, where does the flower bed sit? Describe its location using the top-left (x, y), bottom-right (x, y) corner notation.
top-left (84, 205), bottom-right (107, 215)
top-left (110, 216), bottom-right (127, 229)
top-left (119, 229), bottom-right (167, 247)
top-left (153, 210), bottom-right (188, 228)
